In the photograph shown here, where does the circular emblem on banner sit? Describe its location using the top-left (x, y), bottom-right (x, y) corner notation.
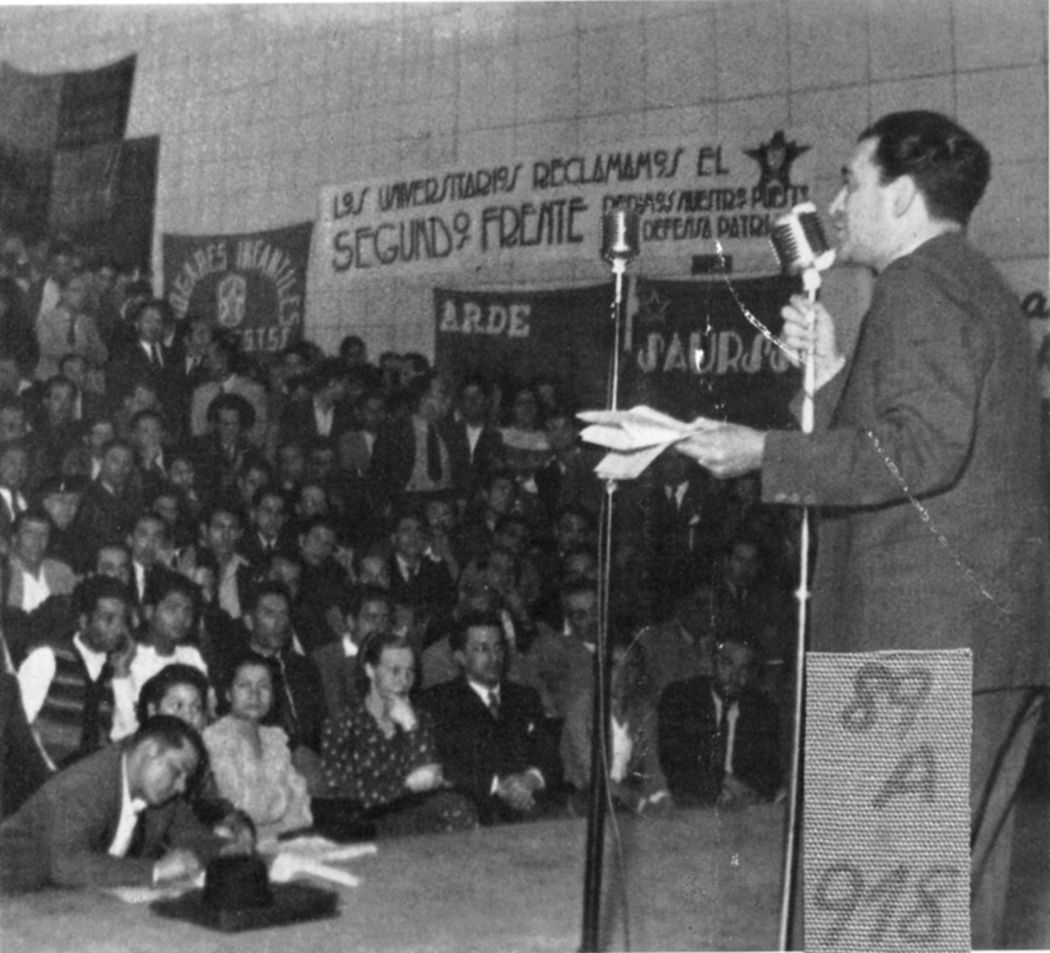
top-left (217, 272), bottom-right (248, 328)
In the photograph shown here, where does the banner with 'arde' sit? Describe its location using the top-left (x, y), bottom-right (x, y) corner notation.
top-left (435, 274), bottom-right (800, 430)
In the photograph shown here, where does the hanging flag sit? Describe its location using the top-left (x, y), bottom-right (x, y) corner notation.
top-left (0, 54), bottom-right (136, 234)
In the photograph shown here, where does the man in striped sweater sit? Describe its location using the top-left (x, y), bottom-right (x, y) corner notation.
top-left (16, 576), bottom-right (134, 769)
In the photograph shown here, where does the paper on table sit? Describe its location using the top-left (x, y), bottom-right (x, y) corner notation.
top-left (261, 835), bottom-right (377, 889)
top-left (101, 872), bottom-right (204, 904)
top-left (268, 853), bottom-right (362, 889)
top-left (265, 835), bottom-right (378, 864)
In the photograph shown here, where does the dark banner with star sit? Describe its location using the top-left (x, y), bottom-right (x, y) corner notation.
top-left (434, 274), bottom-right (801, 429)
top-left (621, 274), bottom-right (801, 429)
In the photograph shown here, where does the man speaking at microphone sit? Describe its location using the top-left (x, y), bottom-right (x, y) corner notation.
top-left (677, 110), bottom-right (1047, 949)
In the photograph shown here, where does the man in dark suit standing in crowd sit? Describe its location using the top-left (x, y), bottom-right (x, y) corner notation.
top-left (73, 439), bottom-right (141, 563)
top-left (445, 375), bottom-right (505, 502)
top-left (369, 372), bottom-right (456, 511)
top-left (534, 406), bottom-right (601, 526)
top-left (386, 508), bottom-right (456, 618)
top-left (278, 357), bottom-right (354, 445)
top-left (111, 298), bottom-right (181, 425)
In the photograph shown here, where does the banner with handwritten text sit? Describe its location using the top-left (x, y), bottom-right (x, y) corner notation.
top-left (163, 222), bottom-right (313, 354)
top-left (621, 274), bottom-right (799, 429)
top-left (320, 131), bottom-right (820, 282)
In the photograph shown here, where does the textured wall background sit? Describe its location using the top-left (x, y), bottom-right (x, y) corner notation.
top-left (1, 0), bottom-right (1046, 356)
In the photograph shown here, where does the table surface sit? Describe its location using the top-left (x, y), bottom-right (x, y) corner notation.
top-left (0, 804), bottom-right (787, 953)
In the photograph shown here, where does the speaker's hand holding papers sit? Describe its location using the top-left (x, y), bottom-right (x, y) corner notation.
top-left (676, 420), bottom-right (766, 479)
top-left (577, 406), bottom-right (721, 480)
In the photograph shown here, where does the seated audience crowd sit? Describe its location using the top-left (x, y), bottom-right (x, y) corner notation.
top-left (0, 231), bottom-right (791, 892)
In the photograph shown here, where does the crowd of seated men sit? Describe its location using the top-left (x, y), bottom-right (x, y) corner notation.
top-left (0, 230), bottom-right (796, 892)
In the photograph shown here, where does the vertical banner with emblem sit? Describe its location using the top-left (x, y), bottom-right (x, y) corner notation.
top-left (805, 650), bottom-right (971, 952)
top-left (163, 222), bottom-right (313, 355)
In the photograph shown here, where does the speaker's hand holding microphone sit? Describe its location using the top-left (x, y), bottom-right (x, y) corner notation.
top-left (770, 201), bottom-right (841, 425)
top-left (780, 293), bottom-right (845, 393)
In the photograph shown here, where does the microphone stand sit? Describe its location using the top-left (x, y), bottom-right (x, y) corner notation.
top-left (777, 270), bottom-right (819, 951)
top-left (580, 253), bottom-right (628, 953)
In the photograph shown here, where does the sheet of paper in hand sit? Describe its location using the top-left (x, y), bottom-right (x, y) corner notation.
top-left (804, 650), bottom-right (971, 952)
top-left (577, 405), bottom-right (714, 480)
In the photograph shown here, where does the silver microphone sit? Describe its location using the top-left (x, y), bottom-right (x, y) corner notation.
top-left (600, 204), bottom-right (641, 265)
top-left (769, 201), bottom-right (835, 292)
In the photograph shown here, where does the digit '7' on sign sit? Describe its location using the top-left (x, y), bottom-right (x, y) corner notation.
top-left (804, 650), bottom-right (971, 951)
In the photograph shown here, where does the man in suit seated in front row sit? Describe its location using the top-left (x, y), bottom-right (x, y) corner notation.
top-left (0, 715), bottom-right (232, 893)
top-left (657, 628), bottom-right (782, 808)
top-left (421, 612), bottom-right (560, 825)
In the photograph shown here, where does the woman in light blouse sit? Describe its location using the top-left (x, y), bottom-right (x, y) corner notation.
top-left (203, 652), bottom-right (312, 842)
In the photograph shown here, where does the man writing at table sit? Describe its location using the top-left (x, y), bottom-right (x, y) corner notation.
top-left (676, 111), bottom-right (1047, 949)
top-left (0, 715), bottom-right (231, 893)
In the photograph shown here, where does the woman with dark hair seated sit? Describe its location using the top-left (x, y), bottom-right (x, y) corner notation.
top-left (317, 631), bottom-right (476, 837)
top-left (203, 653), bottom-right (312, 842)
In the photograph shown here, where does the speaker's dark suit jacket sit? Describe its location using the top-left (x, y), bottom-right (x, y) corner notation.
top-left (421, 676), bottom-right (560, 824)
top-left (657, 675), bottom-right (781, 805)
top-left (762, 233), bottom-right (1047, 691)
top-left (0, 743), bottom-right (222, 893)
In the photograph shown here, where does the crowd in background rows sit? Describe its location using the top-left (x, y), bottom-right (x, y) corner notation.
top-left (0, 228), bottom-right (800, 851)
